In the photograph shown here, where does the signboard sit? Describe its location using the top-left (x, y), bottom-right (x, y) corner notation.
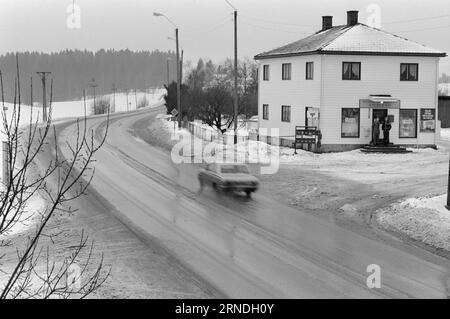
top-left (294, 126), bottom-right (321, 153)
top-left (170, 108), bottom-right (179, 117)
top-left (359, 99), bottom-right (400, 109)
top-left (420, 108), bottom-right (435, 133)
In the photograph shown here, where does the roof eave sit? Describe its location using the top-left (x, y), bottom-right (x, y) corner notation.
top-left (254, 50), bottom-right (447, 60)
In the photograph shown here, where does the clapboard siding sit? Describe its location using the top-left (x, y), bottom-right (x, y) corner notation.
top-left (258, 53), bottom-right (440, 147)
top-left (320, 55), bottom-right (438, 145)
top-left (258, 55), bottom-right (322, 137)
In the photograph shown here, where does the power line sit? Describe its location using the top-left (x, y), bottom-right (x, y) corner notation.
top-left (392, 24), bottom-right (450, 33)
top-left (183, 14), bottom-right (232, 33)
top-left (240, 13), bottom-right (316, 28)
top-left (240, 20), bottom-right (313, 35)
top-left (384, 13), bottom-right (450, 25)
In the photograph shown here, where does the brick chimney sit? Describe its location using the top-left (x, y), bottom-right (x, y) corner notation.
top-left (347, 10), bottom-right (359, 26)
top-left (322, 16), bottom-right (333, 30)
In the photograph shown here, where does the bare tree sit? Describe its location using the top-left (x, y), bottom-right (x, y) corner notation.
top-left (0, 54), bottom-right (110, 299)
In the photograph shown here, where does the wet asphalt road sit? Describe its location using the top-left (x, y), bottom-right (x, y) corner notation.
top-left (55, 107), bottom-right (450, 298)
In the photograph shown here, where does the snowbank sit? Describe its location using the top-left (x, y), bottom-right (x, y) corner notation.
top-left (377, 195), bottom-right (450, 251)
top-left (0, 191), bottom-right (46, 239)
top-left (160, 118), bottom-right (277, 165)
top-left (157, 116), bottom-right (447, 181)
top-left (441, 128), bottom-right (450, 141)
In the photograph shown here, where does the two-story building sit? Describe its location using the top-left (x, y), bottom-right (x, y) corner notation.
top-left (255, 10), bottom-right (447, 152)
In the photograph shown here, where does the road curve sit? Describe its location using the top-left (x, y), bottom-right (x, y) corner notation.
top-left (56, 107), bottom-right (450, 299)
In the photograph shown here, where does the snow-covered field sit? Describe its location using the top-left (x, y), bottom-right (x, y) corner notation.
top-left (377, 195), bottom-right (450, 251)
top-left (0, 192), bottom-right (46, 239)
top-left (0, 89), bottom-right (165, 181)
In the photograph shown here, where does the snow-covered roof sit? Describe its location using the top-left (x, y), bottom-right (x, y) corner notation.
top-left (255, 23), bottom-right (446, 59)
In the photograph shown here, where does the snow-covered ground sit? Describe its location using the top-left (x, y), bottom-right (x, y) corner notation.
top-left (159, 116), bottom-right (447, 182)
top-left (377, 195), bottom-right (450, 251)
top-left (0, 89), bottom-right (166, 182)
top-left (441, 128), bottom-right (450, 141)
top-left (0, 188), bottom-right (46, 239)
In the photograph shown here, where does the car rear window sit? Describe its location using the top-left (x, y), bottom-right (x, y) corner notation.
top-left (220, 165), bottom-right (249, 174)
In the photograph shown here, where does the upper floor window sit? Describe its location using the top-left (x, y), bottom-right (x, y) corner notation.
top-left (262, 104), bottom-right (269, 120)
top-left (400, 63), bottom-right (418, 81)
top-left (342, 62), bottom-right (361, 80)
top-left (306, 62), bottom-right (314, 80)
top-left (263, 65), bottom-right (270, 81)
top-left (281, 105), bottom-right (291, 122)
top-left (282, 63), bottom-right (292, 80)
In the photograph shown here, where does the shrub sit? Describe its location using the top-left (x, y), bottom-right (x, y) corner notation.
top-left (137, 96), bottom-right (149, 109)
top-left (91, 97), bottom-right (110, 115)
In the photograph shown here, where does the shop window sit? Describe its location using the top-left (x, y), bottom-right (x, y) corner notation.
top-left (281, 105), bottom-right (291, 122)
top-left (263, 104), bottom-right (269, 120)
top-left (341, 108), bottom-right (360, 138)
top-left (306, 62), bottom-right (314, 80)
top-left (400, 63), bottom-right (418, 81)
top-left (399, 109), bottom-right (417, 138)
top-left (342, 62), bottom-right (361, 80)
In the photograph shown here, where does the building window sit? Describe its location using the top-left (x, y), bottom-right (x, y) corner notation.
top-left (400, 63), bottom-right (418, 81)
top-left (399, 109), bottom-right (417, 138)
top-left (262, 104), bottom-right (269, 120)
top-left (341, 108), bottom-right (360, 138)
top-left (282, 63), bottom-right (292, 80)
top-left (281, 105), bottom-right (291, 122)
top-left (342, 62), bottom-right (361, 80)
top-left (306, 62), bottom-right (314, 80)
top-left (263, 65), bottom-right (270, 81)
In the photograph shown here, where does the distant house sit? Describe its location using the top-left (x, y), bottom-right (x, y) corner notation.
top-left (255, 10), bottom-right (447, 152)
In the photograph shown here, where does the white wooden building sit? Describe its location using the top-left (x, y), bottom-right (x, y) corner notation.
top-left (255, 10), bottom-right (447, 152)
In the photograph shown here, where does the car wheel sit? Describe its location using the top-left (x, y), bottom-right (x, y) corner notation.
top-left (212, 183), bottom-right (218, 191)
top-left (245, 190), bottom-right (252, 198)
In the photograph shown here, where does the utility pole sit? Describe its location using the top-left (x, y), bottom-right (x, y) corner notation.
top-left (135, 88), bottom-right (138, 109)
top-left (154, 11), bottom-right (181, 128)
top-left (233, 10), bottom-right (238, 144)
top-left (126, 89), bottom-right (129, 112)
top-left (180, 50), bottom-right (184, 84)
top-left (166, 58), bottom-right (171, 87)
top-left (111, 84), bottom-right (117, 113)
top-left (36, 71), bottom-right (51, 122)
top-left (225, 1), bottom-right (239, 144)
top-left (447, 155), bottom-right (450, 210)
top-left (89, 78), bottom-right (98, 111)
top-left (176, 28), bottom-right (181, 128)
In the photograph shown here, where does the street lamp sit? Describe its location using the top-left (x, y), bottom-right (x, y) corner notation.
top-left (154, 12), bottom-right (181, 129)
top-left (225, 0), bottom-right (239, 144)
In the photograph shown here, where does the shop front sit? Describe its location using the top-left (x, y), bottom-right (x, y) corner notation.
top-left (359, 95), bottom-right (400, 146)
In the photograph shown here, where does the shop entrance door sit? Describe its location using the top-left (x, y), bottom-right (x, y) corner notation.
top-left (372, 109), bottom-right (387, 145)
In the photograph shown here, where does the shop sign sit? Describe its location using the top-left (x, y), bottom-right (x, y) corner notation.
top-left (420, 108), bottom-right (435, 133)
top-left (359, 99), bottom-right (400, 109)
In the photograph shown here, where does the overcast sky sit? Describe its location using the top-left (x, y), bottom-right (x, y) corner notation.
top-left (1, 0), bottom-right (449, 75)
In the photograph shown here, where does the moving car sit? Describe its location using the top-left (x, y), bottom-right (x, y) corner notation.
top-left (198, 163), bottom-right (259, 197)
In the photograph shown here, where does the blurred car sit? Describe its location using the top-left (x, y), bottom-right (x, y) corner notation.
top-left (198, 163), bottom-right (259, 197)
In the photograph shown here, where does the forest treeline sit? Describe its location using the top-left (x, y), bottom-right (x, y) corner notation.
top-left (0, 49), bottom-right (177, 103)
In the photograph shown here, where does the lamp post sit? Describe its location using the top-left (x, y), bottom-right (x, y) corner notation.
top-left (154, 12), bottom-right (181, 129)
top-left (225, 0), bottom-right (239, 144)
top-left (166, 57), bottom-right (171, 87)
